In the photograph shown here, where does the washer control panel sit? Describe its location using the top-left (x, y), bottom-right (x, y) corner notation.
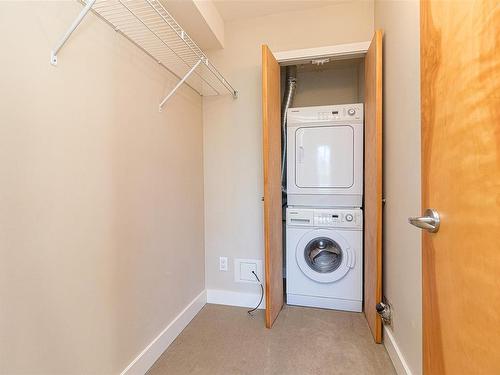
top-left (313, 209), bottom-right (362, 228)
top-left (287, 208), bottom-right (362, 229)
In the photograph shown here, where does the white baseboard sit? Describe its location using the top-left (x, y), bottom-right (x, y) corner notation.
top-left (206, 289), bottom-right (265, 309)
top-left (120, 290), bottom-right (207, 375)
top-left (383, 326), bottom-right (413, 375)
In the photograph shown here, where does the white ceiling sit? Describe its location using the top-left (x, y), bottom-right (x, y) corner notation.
top-left (212, 0), bottom-right (337, 22)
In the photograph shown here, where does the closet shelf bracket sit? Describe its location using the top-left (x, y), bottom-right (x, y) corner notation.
top-left (50, 0), bottom-right (96, 66)
top-left (159, 58), bottom-right (204, 111)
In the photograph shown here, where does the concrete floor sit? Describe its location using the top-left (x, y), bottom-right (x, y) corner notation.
top-left (147, 304), bottom-right (396, 375)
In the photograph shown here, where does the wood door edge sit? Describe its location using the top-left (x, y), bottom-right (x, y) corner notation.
top-left (375, 27), bottom-right (384, 345)
top-left (262, 44), bottom-right (272, 328)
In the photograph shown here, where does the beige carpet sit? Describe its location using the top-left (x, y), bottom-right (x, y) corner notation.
top-left (147, 303), bottom-right (396, 375)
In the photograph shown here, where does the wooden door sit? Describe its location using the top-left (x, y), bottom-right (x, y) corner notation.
top-left (364, 30), bottom-right (383, 343)
top-left (262, 44), bottom-right (283, 328)
top-left (420, 1), bottom-right (500, 373)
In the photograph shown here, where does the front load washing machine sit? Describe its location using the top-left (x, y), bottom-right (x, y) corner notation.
top-left (286, 207), bottom-right (363, 312)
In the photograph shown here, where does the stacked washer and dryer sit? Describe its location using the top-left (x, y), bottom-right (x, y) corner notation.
top-left (285, 104), bottom-right (364, 312)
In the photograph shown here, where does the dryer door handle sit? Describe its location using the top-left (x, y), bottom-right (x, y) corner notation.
top-left (297, 146), bottom-right (305, 163)
top-left (297, 130), bottom-right (305, 163)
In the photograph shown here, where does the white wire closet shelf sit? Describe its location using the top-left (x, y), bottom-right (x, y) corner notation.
top-left (51, 0), bottom-right (238, 109)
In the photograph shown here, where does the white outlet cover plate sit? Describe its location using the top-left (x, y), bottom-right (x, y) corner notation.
top-left (219, 256), bottom-right (228, 271)
top-left (234, 259), bottom-right (263, 283)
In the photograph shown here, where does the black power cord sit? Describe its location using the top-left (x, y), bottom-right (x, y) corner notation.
top-left (247, 271), bottom-right (264, 316)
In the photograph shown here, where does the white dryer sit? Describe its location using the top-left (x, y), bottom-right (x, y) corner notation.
top-left (286, 104), bottom-right (363, 207)
top-left (286, 207), bottom-right (363, 312)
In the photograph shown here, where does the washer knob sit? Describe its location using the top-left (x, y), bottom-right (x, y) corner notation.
top-left (347, 108), bottom-right (356, 116)
top-left (345, 214), bottom-right (354, 222)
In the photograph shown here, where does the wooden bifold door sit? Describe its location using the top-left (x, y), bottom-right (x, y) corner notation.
top-left (261, 31), bottom-right (383, 343)
top-left (261, 44), bottom-right (284, 328)
top-left (363, 30), bottom-right (383, 343)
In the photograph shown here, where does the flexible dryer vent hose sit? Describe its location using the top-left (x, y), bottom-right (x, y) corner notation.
top-left (281, 66), bottom-right (297, 192)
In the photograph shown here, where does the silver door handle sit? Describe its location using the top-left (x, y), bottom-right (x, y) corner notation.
top-left (408, 208), bottom-right (440, 233)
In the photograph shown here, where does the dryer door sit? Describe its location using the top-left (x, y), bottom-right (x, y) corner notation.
top-left (295, 125), bottom-right (354, 188)
top-left (296, 229), bottom-right (355, 283)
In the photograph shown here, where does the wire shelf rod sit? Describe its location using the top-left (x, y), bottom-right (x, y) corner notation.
top-left (116, 0), bottom-right (220, 95)
top-left (88, 8), bottom-right (201, 94)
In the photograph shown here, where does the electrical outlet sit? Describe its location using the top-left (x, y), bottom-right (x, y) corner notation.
top-left (219, 257), bottom-right (228, 271)
top-left (234, 259), bottom-right (263, 283)
top-left (240, 262), bottom-right (258, 282)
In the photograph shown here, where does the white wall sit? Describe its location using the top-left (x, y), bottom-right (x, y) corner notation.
top-left (292, 59), bottom-right (365, 107)
top-left (0, 2), bottom-right (204, 374)
top-left (375, 1), bottom-right (422, 374)
top-left (203, 2), bottom-right (374, 296)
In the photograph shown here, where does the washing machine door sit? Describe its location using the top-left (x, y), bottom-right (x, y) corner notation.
top-left (296, 229), bottom-right (355, 283)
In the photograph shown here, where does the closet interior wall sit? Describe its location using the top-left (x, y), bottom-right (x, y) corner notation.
top-left (283, 58), bottom-right (365, 108)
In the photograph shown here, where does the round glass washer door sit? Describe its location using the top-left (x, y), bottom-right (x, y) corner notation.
top-left (296, 229), bottom-right (355, 283)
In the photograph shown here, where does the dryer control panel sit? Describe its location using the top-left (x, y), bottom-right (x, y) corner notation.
top-left (287, 104), bottom-right (364, 124)
top-left (287, 208), bottom-right (362, 230)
